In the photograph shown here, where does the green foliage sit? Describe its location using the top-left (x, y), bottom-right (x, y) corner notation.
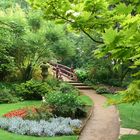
top-left (0, 5), bottom-right (78, 82)
top-left (29, 0), bottom-right (140, 104)
top-left (27, 10), bottom-right (43, 31)
top-left (0, 87), bottom-right (19, 103)
top-left (45, 22), bottom-right (76, 62)
top-left (45, 91), bottom-right (86, 118)
top-left (24, 106), bottom-right (53, 120)
top-left (46, 92), bottom-right (80, 107)
top-left (115, 3), bottom-right (134, 15)
top-left (120, 80), bottom-right (140, 104)
top-left (59, 82), bottom-right (78, 93)
top-left (103, 28), bottom-right (118, 45)
top-left (0, 0), bottom-right (139, 104)
top-left (0, 0), bottom-right (28, 9)
top-left (96, 87), bottom-right (111, 94)
top-left (46, 77), bottom-right (60, 89)
top-left (75, 69), bottom-right (88, 82)
top-left (0, 54), bottom-right (15, 81)
top-left (88, 65), bottom-right (110, 84)
top-left (15, 80), bottom-right (53, 100)
top-left (0, 6), bottom-right (52, 82)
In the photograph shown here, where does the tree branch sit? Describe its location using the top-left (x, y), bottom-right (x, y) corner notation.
top-left (80, 28), bottom-right (104, 44)
top-left (49, 4), bottom-right (104, 44)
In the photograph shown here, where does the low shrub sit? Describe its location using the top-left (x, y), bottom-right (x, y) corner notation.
top-left (15, 80), bottom-right (53, 100)
top-left (106, 79), bottom-right (123, 87)
top-left (46, 77), bottom-right (60, 89)
top-left (24, 105), bottom-right (53, 121)
top-left (59, 82), bottom-right (78, 94)
top-left (0, 117), bottom-right (82, 136)
top-left (91, 84), bottom-right (100, 90)
top-left (75, 69), bottom-right (88, 82)
top-left (91, 68), bottom-right (110, 84)
top-left (45, 91), bottom-right (86, 118)
top-left (0, 87), bottom-right (19, 103)
top-left (96, 87), bottom-right (111, 94)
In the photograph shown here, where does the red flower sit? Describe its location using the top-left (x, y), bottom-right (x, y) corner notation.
top-left (3, 107), bottom-right (37, 118)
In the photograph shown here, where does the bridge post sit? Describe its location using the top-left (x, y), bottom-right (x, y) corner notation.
top-left (70, 64), bottom-right (74, 80)
top-left (56, 64), bottom-right (59, 79)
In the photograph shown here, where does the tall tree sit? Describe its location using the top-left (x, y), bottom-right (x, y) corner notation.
top-left (0, 6), bottom-right (53, 81)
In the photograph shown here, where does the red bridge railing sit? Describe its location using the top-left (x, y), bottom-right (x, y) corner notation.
top-left (49, 62), bottom-right (77, 81)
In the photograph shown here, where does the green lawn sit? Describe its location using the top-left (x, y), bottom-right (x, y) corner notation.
top-left (118, 102), bottom-right (140, 130)
top-left (0, 101), bottom-right (41, 116)
top-left (104, 94), bottom-right (140, 130)
top-left (78, 95), bottom-right (93, 106)
top-left (120, 135), bottom-right (140, 140)
top-left (0, 129), bottom-right (78, 140)
top-left (0, 101), bottom-right (78, 140)
top-left (104, 94), bottom-right (140, 140)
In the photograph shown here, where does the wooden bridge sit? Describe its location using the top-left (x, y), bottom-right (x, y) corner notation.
top-left (49, 62), bottom-right (92, 89)
top-left (49, 62), bottom-right (77, 81)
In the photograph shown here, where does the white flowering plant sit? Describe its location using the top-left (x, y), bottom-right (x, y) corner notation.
top-left (0, 117), bottom-right (82, 136)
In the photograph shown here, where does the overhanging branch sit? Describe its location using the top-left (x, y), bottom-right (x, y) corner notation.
top-left (47, 3), bottom-right (104, 44)
top-left (80, 28), bottom-right (104, 44)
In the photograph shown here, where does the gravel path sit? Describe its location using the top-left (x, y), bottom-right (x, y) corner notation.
top-left (79, 89), bottom-right (120, 140)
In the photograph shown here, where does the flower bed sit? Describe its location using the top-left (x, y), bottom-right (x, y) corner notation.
top-left (3, 108), bottom-right (36, 118)
top-left (0, 117), bottom-right (82, 136)
top-left (1, 86), bottom-right (94, 137)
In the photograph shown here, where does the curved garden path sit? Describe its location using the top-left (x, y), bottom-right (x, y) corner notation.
top-left (50, 63), bottom-right (120, 140)
top-left (78, 89), bottom-right (120, 140)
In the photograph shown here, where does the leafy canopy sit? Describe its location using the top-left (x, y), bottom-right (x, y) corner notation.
top-left (28, 0), bottom-right (140, 103)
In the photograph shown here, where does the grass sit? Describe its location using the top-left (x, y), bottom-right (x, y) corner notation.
top-left (104, 94), bottom-right (140, 130)
top-left (104, 94), bottom-right (140, 140)
top-left (0, 101), bottom-right (41, 116)
top-left (118, 103), bottom-right (140, 130)
top-left (0, 101), bottom-right (78, 140)
top-left (120, 135), bottom-right (140, 140)
top-left (78, 95), bottom-right (93, 106)
top-left (0, 129), bottom-right (78, 140)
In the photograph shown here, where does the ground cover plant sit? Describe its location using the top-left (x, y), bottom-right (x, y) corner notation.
top-left (0, 117), bottom-right (82, 136)
top-left (96, 87), bottom-right (112, 94)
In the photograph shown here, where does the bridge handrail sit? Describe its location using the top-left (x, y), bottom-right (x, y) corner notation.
top-left (49, 62), bottom-right (77, 81)
top-left (50, 62), bottom-right (71, 71)
top-left (53, 67), bottom-right (73, 75)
